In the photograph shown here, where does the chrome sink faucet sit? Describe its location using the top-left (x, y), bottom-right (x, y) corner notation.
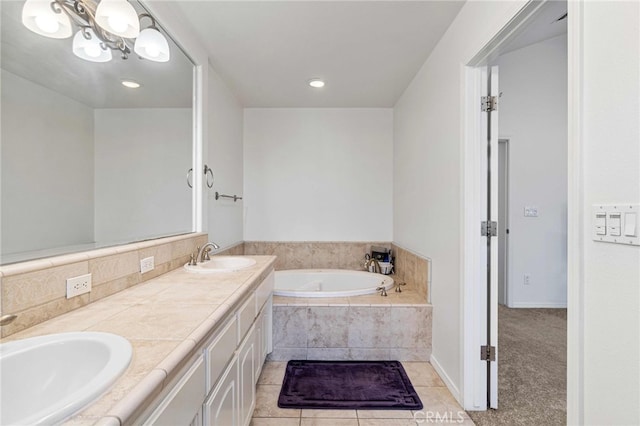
top-left (197, 242), bottom-right (220, 263)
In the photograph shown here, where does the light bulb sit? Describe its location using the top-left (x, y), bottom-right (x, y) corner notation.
top-left (107, 15), bottom-right (128, 33)
top-left (72, 29), bottom-right (112, 62)
top-left (134, 28), bottom-right (170, 62)
top-left (22, 0), bottom-right (72, 39)
top-left (144, 44), bottom-right (160, 58)
top-left (95, 0), bottom-right (140, 38)
top-left (34, 14), bottom-right (59, 34)
top-left (84, 45), bottom-right (102, 58)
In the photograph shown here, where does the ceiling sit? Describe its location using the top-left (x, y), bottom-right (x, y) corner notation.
top-left (500, 0), bottom-right (567, 56)
top-left (1, 0), bottom-right (193, 108)
top-left (174, 1), bottom-right (466, 108)
top-left (1, 0), bottom-right (567, 110)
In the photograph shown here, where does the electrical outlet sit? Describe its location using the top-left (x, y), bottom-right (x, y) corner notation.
top-left (523, 273), bottom-right (531, 286)
top-left (66, 273), bottom-right (92, 298)
top-left (140, 256), bottom-right (155, 274)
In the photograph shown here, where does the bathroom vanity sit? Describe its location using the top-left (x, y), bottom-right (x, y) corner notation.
top-left (137, 266), bottom-right (274, 426)
top-left (0, 253), bottom-right (276, 426)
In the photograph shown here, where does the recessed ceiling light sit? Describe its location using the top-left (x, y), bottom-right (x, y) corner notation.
top-left (121, 80), bottom-right (141, 89)
top-left (308, 79), bottom-right (325, 88)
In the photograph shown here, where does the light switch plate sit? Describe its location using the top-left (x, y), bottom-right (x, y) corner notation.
top-left (592, 204), bottom-right (639, 246)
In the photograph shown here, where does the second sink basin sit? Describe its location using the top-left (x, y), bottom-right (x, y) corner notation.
top-left (0, 331), bottom-right (132, 425)
top-left (184, 256), bottom-right (257, 273)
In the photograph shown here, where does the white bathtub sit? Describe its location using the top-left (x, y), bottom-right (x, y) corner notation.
top-left (274, 269), bottom-right (394, 298)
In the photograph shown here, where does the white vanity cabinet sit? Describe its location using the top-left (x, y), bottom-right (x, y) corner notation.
top-left (138, 270), bottom-right (274, 426)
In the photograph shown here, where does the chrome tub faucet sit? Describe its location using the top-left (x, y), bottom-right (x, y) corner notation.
top-left (364, 254), bottom-right (381, 273)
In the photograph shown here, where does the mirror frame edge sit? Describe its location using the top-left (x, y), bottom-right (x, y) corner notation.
top-left (140, 0), bottom-right (208, 235)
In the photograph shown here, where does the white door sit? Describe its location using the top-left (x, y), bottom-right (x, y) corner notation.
top-left (480, 65), bottom-right (500, 409)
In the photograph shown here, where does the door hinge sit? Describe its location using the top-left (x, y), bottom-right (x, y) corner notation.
top-left (481, 345), bottom-right (496, 361)
top-left (481, 95), bottom-right (498, 112)
top-left (481, 221), bottom-right (498, 237)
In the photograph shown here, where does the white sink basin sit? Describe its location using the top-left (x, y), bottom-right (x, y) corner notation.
top-left (184, 256), bottom-right (257, 273)
top-left (0, 332), bottom-right (132, 425)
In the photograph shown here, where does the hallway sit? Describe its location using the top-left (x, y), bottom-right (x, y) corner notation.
top-left (468, 305), bottom-right (567, 425)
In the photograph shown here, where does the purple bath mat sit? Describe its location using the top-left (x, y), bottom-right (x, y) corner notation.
top-left (278, 360), bottom-right (423, 410)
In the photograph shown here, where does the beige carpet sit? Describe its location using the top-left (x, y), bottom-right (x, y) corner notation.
top-left (467, 305), bottom-right (567, 426)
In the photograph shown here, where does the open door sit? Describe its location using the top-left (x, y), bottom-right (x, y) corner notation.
top-left (480, 65), bottom-right (500, 409)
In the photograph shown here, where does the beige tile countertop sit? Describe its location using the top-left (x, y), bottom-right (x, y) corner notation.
top-left (1, 255), bottom-right (276, 426)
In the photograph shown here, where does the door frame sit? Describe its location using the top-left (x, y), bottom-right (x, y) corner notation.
top-left (462, 0), bottom-right (583, 420)
top-left (460, 0), bottom-right (570, 412)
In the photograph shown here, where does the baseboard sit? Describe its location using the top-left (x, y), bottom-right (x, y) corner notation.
top-left (430, 354), bottom-right (462, 405)
top-left (508, 302), bottom-right (568, 308)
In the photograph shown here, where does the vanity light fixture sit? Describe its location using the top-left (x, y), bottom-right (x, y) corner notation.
top-left (308, 79), bottom-right (325, 88)
top-left (21, 0), bottom-right (170, 63)
top-left (121, 79), bottom-right (140, 88)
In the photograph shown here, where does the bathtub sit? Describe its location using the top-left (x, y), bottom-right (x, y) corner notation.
top-left (274, 269), bottom-right (394, 298)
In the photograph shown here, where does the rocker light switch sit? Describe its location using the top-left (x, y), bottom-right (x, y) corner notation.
top-left (608, 212), bottom-right (622, 236)
top-left (595, 213), bottom-right (607, 235)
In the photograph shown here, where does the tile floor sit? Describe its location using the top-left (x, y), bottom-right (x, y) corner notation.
top-left (251, 362), bottom-right (475, 426)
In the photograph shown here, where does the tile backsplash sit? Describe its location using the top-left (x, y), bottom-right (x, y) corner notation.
top-left (243, 241), bottom-right (392, 271)
top-left (0, 233), bottom-right (208, 337)
top-left (392, 243), bottom-right (431, 302)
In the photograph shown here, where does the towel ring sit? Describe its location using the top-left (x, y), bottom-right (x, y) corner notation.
top-left (204, 165), bottom-right (214, 188)
top-left (186, 168), bottom-right (193, 188)
top-left (187, 166), bottom-right (214, 189)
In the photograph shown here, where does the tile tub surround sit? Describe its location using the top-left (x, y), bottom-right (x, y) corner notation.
top-left (244, 241), bottom-right (392, 271)
top-left (244, 241), bottom-right (430, 302)
top-left (269, 290), bottom-right (432, 362)
top-left (0, 233), bottom-right (210, 337)
top-left (392, 243), bottom-right (431, 302)
top-left (0, 255), bottom-right (276, 426)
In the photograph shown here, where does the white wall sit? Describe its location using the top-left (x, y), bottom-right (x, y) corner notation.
top-left (1, 70), bottom-right (94, 255)
top-left (496, 35), bottom-right (568, 308)
top-left (393, 0), bottom-right (528, 401)
top-left (244, 108), bottom-right (393, 241)
top-left (581, 2), bottom-right (639, 423)
top-left (94, 108), bottom-right (192, 244)
top-left (206, 65), bottom-right (244, 249)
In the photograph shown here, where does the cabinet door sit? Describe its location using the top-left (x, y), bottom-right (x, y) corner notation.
top-left (238, 325), bottom-right (256, 426)
top-left (254, 310), bottom-right (264, 382)
top-left (204, 357), bottom-right (239, 426)
top-left (143, 356), bottom-right (205, 426)
top-left (262, 297), bottom-right (273, 358)
top-left (206, 316), bottom-right (238, 394)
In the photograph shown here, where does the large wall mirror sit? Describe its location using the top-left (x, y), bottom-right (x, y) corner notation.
top-left (1, 0), bottom-right (195, 265)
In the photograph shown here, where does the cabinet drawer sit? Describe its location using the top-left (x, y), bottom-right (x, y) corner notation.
top-left (206, 316), bottom-right (238, 393)
top-left (237, 293), bottom-right (257, 344)
top-left (255, 271), bottom-right (274, 313)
